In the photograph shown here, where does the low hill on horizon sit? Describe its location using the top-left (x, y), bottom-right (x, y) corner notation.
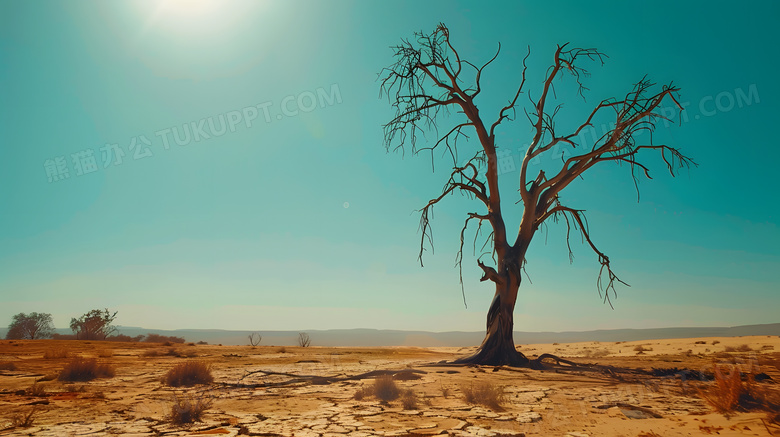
top-left (4, 323), bottom-right (777, 347)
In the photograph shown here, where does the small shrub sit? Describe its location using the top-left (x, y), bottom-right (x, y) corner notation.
top-left (58, 357), bottom-right (115, 382)
top-left (695, 340), bottom-right (707, 345)
top-left (26, 382), bottom-right (46, 396)
top-left (297, 333), bottom-right (311, 348)
top-left (440, 386), bottom-right (451, 398)
top-left (196, 341), bottom-right (208, 345)
top-left (145, 333), bottom-right (186, 344)
top-left (582, 348), bottom-right (610, 358)
top-left (353, 385), bottom-right (371, 401)
top-left (461, 382), bottom-right (505, 411)
top-left (277, 346), bottom-right (287, 354)
top-left (168, 393), bottom-right (212, 425)
top-left (724, 344), bottom-right (752, 353)
top-left (0, 361), bottom-right (17, 371)
top-left (43, 348), bottom-right (70, 359)
top-left (712, 340), bottom-right (721, 345)
top-left (64, 384), bottom-right (87, 392)
top-left (698, 363), bottom-right (780, 413)
top-left (98, 349), bottom-right (114, 358)
top-left (401, 389), bottom-right (418, 410)
top-left (163, 361), bottom-right (213, 387)
top-left (634, 345), bottom-right (653, 353)
top-left (106, 334), bottom-right (145, 342)
top-left (373, 375), bottom-right (400, 403)
top-left (10, 407), bottom-right (37, 428)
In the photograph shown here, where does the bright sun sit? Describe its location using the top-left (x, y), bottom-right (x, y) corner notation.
top-left (137, 0), bottom-right (257, 37)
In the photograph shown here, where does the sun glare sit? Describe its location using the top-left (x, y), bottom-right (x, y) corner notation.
top-left (136, 0), bottom-right (258, 37)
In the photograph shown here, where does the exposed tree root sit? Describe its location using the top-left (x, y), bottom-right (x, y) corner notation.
top-left (220, 368), bottom-right (427, 389)
top-left (222, 352), bottom-right (661, 390)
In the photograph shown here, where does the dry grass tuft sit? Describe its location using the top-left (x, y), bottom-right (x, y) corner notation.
top-left (461, 381), bottom-right (505, 411)
top-left (58, 357), bottom-right (115, 382)
top-left (10, 407), bottom-right (37, 428)
top-left (698, 363), bottom-right (780, 414)
top-left (26, 382), bottom-right (46, 396)
top-left (353, 385), bottom-right (371, 401)
top-left (401, 389), bottom-right (418, 410)
top-left (43, 348), bottom-right (70, 359)
top-left (143, 348), bottom-right (196, 358)
top-left (0, 361), bottom-right (17, 371)
top-left (724, 344), bottom-right (752, 353)
top-left (168, 393), bottom-right (212, 425)
top-left (163, 361), bottom-right (213, 387)
top-left (582, 348), bottom-right (610, 358)
top-left (373, 375), bottom-right (400, 403)
top-left (633, 345), bottom-right (653, 354)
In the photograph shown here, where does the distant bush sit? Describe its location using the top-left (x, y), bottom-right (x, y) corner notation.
top-left (168, 393), bottom-right (212, 425)
top-left (50, 333), bottom-right (77, 340)
top-left (144, 334), bottom-right (186, 344)
top-left (724, 344), bottom-right (752, 353)
top-left (58, 357), bottom-right (115, 382)
top-left (297, 333), bottom-right (311, 348)
top-left (461, 381), bottom-right (505, 411)
top-left (163, 361), bottom-right (213, 387)
top-left (634, 345), bottom-right (653, 353)
top-left (196, 341), bottom-right (208, 345)
top-left (712, 340), bottom-right (721, 345)
top-left (142, 348), bottom-right (195, 358)
top-left (106, 334), bottom-right (145, 342)
top-left (43, 348), bottom-right (70, 359)
top-left (582, 348), bottom-right (610, 358)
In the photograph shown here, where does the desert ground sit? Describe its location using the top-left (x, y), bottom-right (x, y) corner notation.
top-left (1, 336), bottom-right (779, 436)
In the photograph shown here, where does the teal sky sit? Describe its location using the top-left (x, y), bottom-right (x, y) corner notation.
top-left (2, 1), bottom-right (778, 335)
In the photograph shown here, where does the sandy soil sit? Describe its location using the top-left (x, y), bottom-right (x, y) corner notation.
top-left (1, 335), bottom-right (779, 436)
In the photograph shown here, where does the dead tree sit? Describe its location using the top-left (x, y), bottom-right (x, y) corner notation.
top-left (248, 332), bottom-right (262, 347)
top-left (379, 23), bottom-right (695, 366)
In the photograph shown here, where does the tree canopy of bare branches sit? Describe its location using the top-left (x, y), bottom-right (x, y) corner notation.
top-left (69, 309), bottom-right (118, 341)
top-left (6, 312), bottom-right (55, 340)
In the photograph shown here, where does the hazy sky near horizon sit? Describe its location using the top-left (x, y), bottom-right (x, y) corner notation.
top-left (1, 1), bottom-right (778, 335)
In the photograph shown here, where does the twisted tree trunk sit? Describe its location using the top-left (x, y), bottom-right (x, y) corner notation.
top-left (455, 251), bottom-right (529, 366)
